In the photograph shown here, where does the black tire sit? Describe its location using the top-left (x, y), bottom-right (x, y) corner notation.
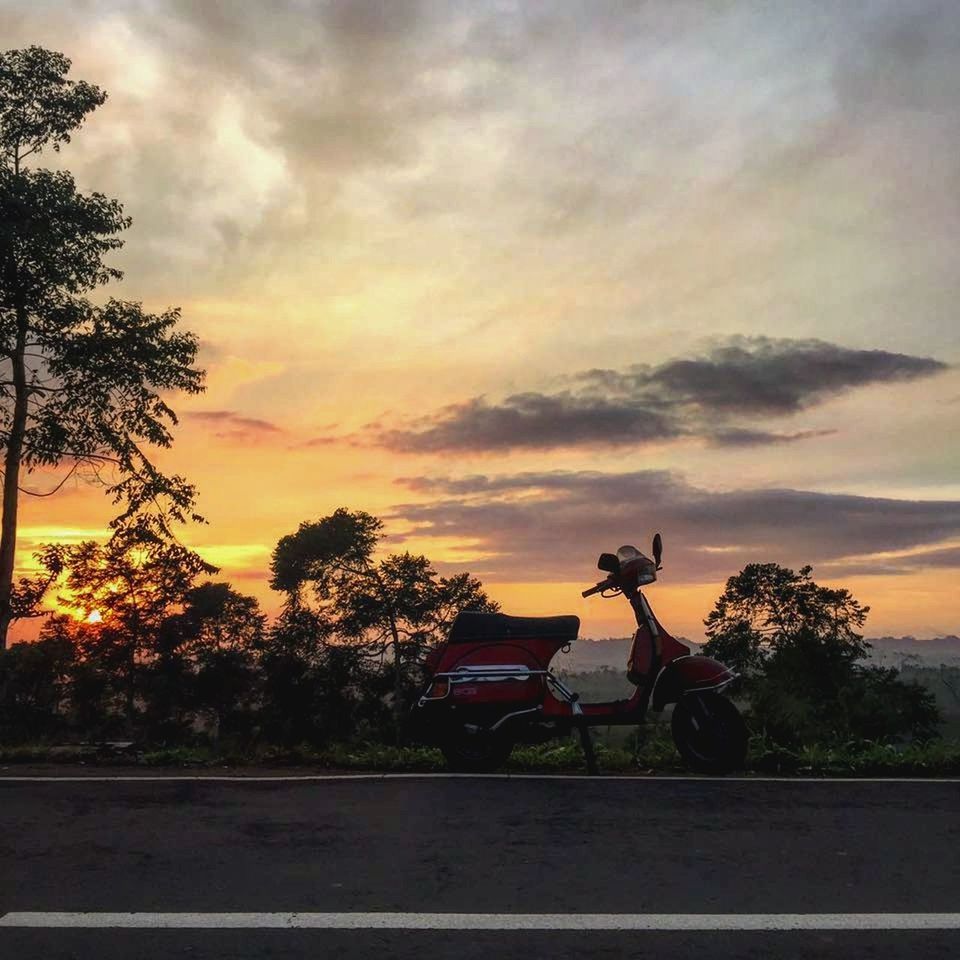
top-left (440, 728), bottom-right (514, 773)
top-left (672, 691), bottom-right (748, 774)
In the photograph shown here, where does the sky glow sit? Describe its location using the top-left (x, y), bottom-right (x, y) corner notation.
top-left (3, 1), bottom-right (959, 640)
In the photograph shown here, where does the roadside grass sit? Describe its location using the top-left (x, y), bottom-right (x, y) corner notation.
top-left (749, 737), bottom-right (960, 776)
top-left (2, 731), bottom-right (959, 776)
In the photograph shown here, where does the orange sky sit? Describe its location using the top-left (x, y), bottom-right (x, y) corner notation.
top-left (4, 2), bottom-right (960, 643)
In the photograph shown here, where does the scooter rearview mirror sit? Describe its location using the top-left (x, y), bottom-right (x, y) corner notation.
top-left (597, 552), bottom-right (620, 574)
top-left (652, 533), bottom-right (663, 569)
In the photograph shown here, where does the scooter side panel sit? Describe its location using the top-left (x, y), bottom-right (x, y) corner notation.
top-left (434, 636), bottom-right (568, 673)
top-left (433, 642), bottom-right (547, 706)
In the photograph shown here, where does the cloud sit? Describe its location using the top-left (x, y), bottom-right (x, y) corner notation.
top-left (817, 543), bottom-right (960, 578)
top-left (2, 0), bottom-right (958, 408)
top-left (637, 338), bottom-right (946, 413)
top-left (377, 394), bottom-right (680, 453)
top-left (299, 437), bottom-right (337, 447)
top-left (373, 337), bottom-right (947, 453)
top-left (906, 545), bottom-right (960, 568)
top-left (188, 410), bottom-right (285, 444)
top-left (293, 435), bottom-right (344, 449)
top-left (1, 1), bottom-right (463, 292)
top-left (0, 3), bottom-right (951, 269)
top-left (187, 411), bottom-right (350, 449)
top-left (390, 470), bottom-right (960, 583)
top-left (823, 544), bottom-right (960, 578)
top-left (708, 428), bottom-right (838, 448)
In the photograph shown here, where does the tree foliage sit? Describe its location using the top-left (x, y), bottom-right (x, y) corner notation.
top-left (0, 46), bottom-right (204, 647)
top-left (53, 533), bottom-right (216, 732)
top-left (0, 46), bottom-right (105, 164)
top-left (704, 562), bottom-right (870, 674)
top-left (175, 582), bottom-right (267, 656)
top-left (0, 546), bottom-right (266, 744)
top-left (269, 507), bottom-right (498, 742)
top-left (0, 631), bottom-right (75, 740)
top-left (270, 508), bottom-right (497, 661)
top-left (0, 506), bottom-right (501, 748)
top-left (704, 563), bottom-right (938, 746)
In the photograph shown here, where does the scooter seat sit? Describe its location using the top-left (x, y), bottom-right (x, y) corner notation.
top-left (448, 611), bottom-right (580, 644)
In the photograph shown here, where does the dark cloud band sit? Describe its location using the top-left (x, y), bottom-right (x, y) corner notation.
top-left (390, 469), bottom-right (960, 583)
top-left (188, 409), bottom-right (284, 443)
top-left (374, 337), bottom-right (946, 453)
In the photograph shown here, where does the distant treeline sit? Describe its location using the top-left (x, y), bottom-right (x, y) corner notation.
top-left (0, 586), bottom-right (424, 747)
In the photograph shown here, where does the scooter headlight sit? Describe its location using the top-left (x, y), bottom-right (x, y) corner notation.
top-left (635, 557), bottom-right (657, 586)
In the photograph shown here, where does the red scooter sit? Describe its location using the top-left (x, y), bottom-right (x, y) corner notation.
top-left (414, 535), bottom-right (747, 774)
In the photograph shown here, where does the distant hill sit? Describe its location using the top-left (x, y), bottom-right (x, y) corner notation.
top-left (553, 637), bottom-right (700, 672)
top-left (868, 635), bottom-right (960, 654)
top-left (555, 634), bottom-right (960, 672)
top-left (866, 636), bottom-right (960, 666)
top-left (553, 637), bottom-right (634, 672)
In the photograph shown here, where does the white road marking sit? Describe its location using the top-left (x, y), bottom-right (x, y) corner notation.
top-left (2, 912), bottom-right (960, 930)
top-left (0, 773), bottom-right (959, 783)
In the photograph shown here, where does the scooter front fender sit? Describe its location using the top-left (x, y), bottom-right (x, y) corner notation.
top-left (651, 656), bottom-right (737, 711)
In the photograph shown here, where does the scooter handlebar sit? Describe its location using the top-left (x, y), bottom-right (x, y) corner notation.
top-left (582, 578), bottom-right (610, 598)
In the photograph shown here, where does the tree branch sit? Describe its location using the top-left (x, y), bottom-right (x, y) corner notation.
top-left (18, 461), bottom-right (81, 497)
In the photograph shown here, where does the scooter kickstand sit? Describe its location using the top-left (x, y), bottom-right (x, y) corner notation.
top-left (578, 722), bottom-right (599, 775)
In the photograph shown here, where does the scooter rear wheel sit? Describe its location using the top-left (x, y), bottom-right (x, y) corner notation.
top-left (671, 691), bottom-right (748, 774)
top-left (440, 728), bottom-right (514, 773)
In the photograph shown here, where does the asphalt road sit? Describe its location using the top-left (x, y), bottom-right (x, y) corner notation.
top-left (1, 772), bottom-right (959, 958)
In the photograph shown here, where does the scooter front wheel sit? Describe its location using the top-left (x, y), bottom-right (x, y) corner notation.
top-left (671, 691), bottom-right (748, 774)
top-left (440, 728), bottom-right (514, 773)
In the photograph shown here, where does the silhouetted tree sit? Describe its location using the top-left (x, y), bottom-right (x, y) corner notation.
top-left (0, 632), bottom-right (75, 741)
top-left (37, 614), bottom-right (115, 737)
top-left (255, 606), bottom-right (331, 745)
top-left (177, 583), bottom-right (264, 743)
top-left (24, 576), bottom-right (264, 745)
top-left (704, 563), bottom-right (939, 746)
top-left (0, 47), bottom-right (204, 648)
top-left (704, 563), bottom-right (870, 674)
top-left (56, 532), bottom-right (215, 734)
top-left (178, 582), bottom-right (266, 654)
top-left (270, 508), bottom-right (498, 743)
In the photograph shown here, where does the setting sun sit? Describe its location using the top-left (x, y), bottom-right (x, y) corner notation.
top-left (86, 610), bottom-right (102, 624)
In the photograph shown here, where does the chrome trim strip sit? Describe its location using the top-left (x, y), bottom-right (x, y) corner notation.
top-left (638, 592), bottom-right (659, 638)
top-left (434, 667), bottom-right (546, 682)
top-left (490, 706), bottom-right (541, 732)
top-left (679, 677), bottom-right (736, 695)
top-left (546, 672), bottom-right (577, 702)
top-left (417, 679), bottom-right (452, 707)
